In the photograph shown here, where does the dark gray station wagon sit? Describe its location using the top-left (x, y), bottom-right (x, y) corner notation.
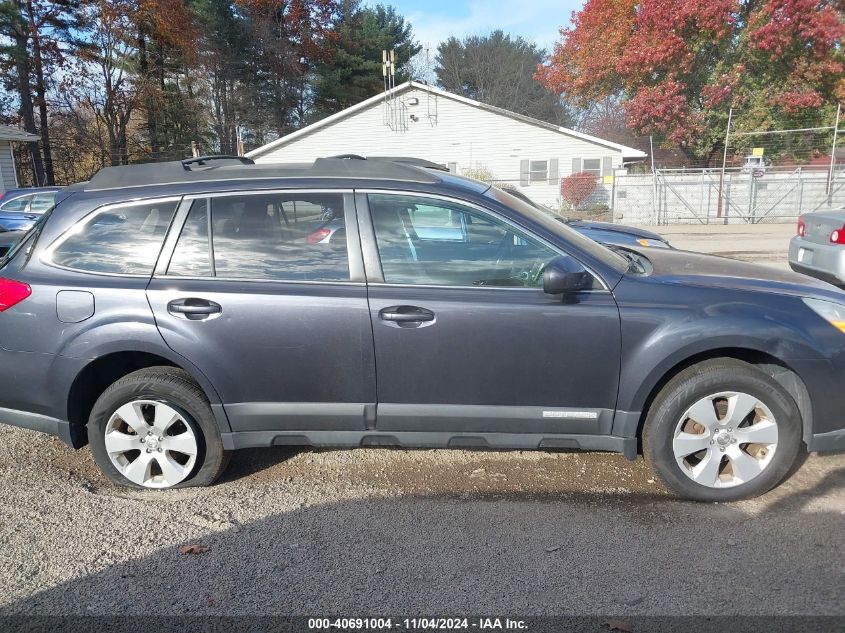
top-left (1, 156), bottom-right (844, 501)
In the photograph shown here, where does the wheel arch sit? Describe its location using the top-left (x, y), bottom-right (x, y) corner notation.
top-left (616, 347), bottom-right (812, 450)
top-left (66, 349), bottom-right (229, 448)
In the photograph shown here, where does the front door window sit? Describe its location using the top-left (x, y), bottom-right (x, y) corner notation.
top-left (368, 194), bottom-right (558, 288)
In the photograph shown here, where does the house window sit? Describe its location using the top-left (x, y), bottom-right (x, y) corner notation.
top-left (582, 158), bottom-right (602, 178)
top-left (529, 160), bottom-right (548, 183)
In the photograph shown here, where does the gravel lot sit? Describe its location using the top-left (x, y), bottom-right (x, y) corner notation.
top-left (0, 223), bottom-right (843, 620)
top-left (0, 423), bottom-right (842, 617)
top-left (657, 223), bottom-right (795, 270)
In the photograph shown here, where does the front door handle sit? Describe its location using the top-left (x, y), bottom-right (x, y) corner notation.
top-left (167, 298), bottom-right (222, 320)
top-left (378, 305), bottom-right (435, 327)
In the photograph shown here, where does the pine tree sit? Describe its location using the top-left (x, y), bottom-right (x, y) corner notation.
top-left (312, 1), bottom-right (419, 118)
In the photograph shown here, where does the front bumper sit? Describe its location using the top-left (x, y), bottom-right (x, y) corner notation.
top-left (788, 236), bottom-right (845, 285)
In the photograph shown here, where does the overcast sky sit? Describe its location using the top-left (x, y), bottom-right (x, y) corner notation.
top-left (365, 0), bottom-right (582, 53)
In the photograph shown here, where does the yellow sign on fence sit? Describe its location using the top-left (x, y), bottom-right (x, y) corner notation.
top-left (752, 147), bottom-right (765, 157)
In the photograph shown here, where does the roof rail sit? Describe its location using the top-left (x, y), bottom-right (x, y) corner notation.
top-left (327, 154), bottom-right (450, 172)
top-left (84, 155), bottom-right (444, 191)
top-left (181, 155), bottom-right (255, 170)
top-left (370, 157), bottom-right (450, 172)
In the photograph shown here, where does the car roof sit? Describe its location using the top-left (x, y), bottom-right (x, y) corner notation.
top-left (83, 156), bottom-right (466, 193)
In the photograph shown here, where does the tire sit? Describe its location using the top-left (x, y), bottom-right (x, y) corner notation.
top-left (88, 367), bottom-right (230, 489)
top-left (643, 359), bottom-right (802, 502)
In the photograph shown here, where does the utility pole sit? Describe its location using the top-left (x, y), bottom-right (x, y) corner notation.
top-left (827, 102), bottom-right (841, 201)
top-left (717, 107), bottom-right (733, 222)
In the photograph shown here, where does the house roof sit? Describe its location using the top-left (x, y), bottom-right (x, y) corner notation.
top-left (247, 81), bottom-right (648, 160)
top-left (0, 124), bottom-right (38, 142)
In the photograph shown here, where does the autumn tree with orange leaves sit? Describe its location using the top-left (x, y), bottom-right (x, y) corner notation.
top-left (538, 0), bottom-right (845, 163)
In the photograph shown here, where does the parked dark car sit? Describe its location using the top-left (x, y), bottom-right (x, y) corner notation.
top-left (564, 218), bottom-right (670, 249)
top-left (502, 186), bottom-right (671, 249)
top-left (0, 155), bottom-right (842, 501)
top-left (0, 186), bottom-right (64, 232)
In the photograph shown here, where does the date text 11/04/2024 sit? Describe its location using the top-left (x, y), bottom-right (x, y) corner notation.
top-left (307, 618), bottom-right (529, 630)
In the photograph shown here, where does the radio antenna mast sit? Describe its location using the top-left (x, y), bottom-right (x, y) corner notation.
top-left (382, 49), bottom-right (398, 129)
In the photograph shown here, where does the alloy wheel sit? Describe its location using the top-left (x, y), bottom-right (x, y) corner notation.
top-left (672, 391), bottom-right (779, 489)
top-left (104, 399), bottom-right (198, 488)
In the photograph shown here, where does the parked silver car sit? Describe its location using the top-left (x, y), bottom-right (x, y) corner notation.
top-left (789, 210), bottom-right (845, 285)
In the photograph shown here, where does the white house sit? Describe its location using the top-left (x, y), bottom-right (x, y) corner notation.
top-left (247, 81), bottom-right (647, 209)
top-left (0, 125), bottom-right (38, 194)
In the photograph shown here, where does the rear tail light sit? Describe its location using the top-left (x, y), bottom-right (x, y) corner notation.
top-left (797, 217), bottom-right (805, 237)
top-left (307, 227), bottom-right (332, 244)
top-left (831, 224), bottom-right (845, 244)
top-left (0, 278), bottom-right (31, 312)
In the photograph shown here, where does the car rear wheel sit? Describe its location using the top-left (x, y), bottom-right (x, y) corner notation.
top-left (643, 359), bottom-right (802, 501)
top-left (88, 367), bottom-right (230, 489)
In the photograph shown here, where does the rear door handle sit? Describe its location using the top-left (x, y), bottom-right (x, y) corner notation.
top-left (167, 298), bottom-right (222, 320)
top-left (378, 305), bottom-right (435, 327)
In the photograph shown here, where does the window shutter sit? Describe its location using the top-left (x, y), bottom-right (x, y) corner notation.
top-left (549, 159), bottom-right (559, 185)
top-left (602, 156), bottom-right (612, 177)
top-left (571, 158), bottom-right (582, 174)
top-left (519, 160), bottom-right (529, 186)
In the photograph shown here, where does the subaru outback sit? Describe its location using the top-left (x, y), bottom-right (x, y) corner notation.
top-left (0, 155), bottom-right (843, 501)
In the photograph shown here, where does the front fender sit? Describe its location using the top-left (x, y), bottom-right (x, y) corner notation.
top-left (611, 278), bottom-right (836, 437)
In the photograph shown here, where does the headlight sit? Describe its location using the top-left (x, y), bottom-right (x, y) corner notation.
top-left (803, 298), bottom-right (845, 334)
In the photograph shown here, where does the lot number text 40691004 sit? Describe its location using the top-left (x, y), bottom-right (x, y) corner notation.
top-left (307, 618), bottom-right (529, 630)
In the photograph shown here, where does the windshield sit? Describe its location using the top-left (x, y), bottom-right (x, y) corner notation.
top-left (0, 206), bottom-right (54, 268)
top-left (484, 186), bottom-right (629, 273)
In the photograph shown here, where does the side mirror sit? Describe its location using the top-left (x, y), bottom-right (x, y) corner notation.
top-left (543, 256), bottom-right (590, 295)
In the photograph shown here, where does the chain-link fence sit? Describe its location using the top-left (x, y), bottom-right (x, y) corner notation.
top-left (612, 104), bottom-right (845, 224)
top-left (613, 164), bottom-right (845, 225)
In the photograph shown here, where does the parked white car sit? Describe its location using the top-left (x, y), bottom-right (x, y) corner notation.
top-left (789, 209), bottom-right (845, 285)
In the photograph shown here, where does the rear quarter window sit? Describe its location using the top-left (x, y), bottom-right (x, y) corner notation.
top-left (47, 199), bottom-right (178, 275)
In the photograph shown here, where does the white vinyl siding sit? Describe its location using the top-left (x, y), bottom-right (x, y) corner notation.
top-left (0, 141), bottom-right (18, 194)
top-left (251, 86), bottom-right (636, 208)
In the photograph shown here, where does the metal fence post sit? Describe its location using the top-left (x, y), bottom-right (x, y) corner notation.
top-left (650, 135), bottom-right (658, 223)
top-left (717, 108), bottom-right (733, 221)
top-left (827, 102), bottom-right (841, 203)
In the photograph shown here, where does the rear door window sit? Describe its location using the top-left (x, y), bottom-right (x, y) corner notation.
top-left (49, 199), bottom-right (178, 275)
top-left (167, 199), bottom-right (212, 277)
top-left (166, 192), bottom-right (350, 281)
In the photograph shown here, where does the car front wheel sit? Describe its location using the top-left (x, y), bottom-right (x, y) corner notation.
top-left (643, 359), bottom-right (802, 501)
top-left (88, 367), bottom-right (230, 489)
